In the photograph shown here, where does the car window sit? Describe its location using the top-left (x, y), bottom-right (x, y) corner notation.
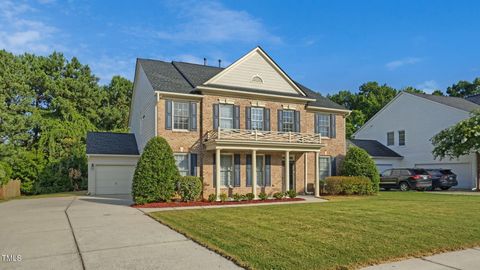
top-left (412, 169), bottom-right (428, 175)
top-left (400, 169), bottom-right (411, 176)
top-left (440, 169), bottom-right (453, 175)
top-left (427, 170), bottom-right (443, 177)
top-left (391, 170), bottom-right (400, 177)
top-left (381, 170), bottom-right (392, 176)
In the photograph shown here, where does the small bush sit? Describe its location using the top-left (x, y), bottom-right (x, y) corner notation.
top-left (273, 192), bottom-right (285, 200)
top-left (245, 193), bottom-right (255, 200)
top-left (340, 146), bottom-right (380, 192)
top-left (258, 192), bottom-right (268, 200)
top-left (177, 176), bottom-right (202, 202)
top-left (219, 193), bottom-right (228, 202)
top-left (325, 176), bottom-right (374, 195)
top-left (241, 194), bottom-right (248, 201)
top-left (233, 193), bottom-right (242, 201)
top-left (287, 189), bottom-right (297, 198)
top-left (0, 162), bottom-right (12, 186)
top-left (208, 193), bottom-right (216, 202)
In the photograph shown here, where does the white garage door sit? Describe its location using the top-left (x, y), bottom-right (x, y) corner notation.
top-left (95, 165), bottom-right (135, 195)
top-left (376, 164), bottom-right (393, 174)
top-left (415, 163), bottom-right (473, 189)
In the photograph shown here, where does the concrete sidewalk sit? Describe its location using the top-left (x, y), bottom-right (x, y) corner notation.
top-left (362, 248), bottom-right (480, 270)
top-left (0, 195), bottom-right (240, 270)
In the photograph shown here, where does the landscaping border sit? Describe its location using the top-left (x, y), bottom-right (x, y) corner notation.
top-left (132, 198), bottom-right (304, 208)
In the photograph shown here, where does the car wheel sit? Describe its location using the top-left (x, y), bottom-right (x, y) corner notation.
top-left (399, 182), bottom-right (409, 191)
top-left (440, 187), bottom-right (451, 191)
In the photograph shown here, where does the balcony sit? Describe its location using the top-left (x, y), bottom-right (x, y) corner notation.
top-left (204, 129), bottom-right (323, 151)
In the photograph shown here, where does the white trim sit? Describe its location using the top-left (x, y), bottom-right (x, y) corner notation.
top-left (306, 105), bottom-right (351, 114)
top-left (204, 47), bottom-right (306, 96)
top-left (197, 85), bottom-right (315, 102)
top-left (155, 91), bottom-right (203, 100)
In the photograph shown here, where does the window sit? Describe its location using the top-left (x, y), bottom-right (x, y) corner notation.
top-left (282, 110), bottom-right (294, 132)
top-left (387, 131), bottom-right (394, 146)
top-left (174, 154), bottom-right (189, 176)
top-left (381, 169), bottom-right (392, 177)
top-left (220, 154), bottom-right (233, 187)
top-left (399, 130), bottom-right (405, 146)
top-left (251, 75), bottom-right (263, 84)
top-left (173, 101), bottom-right (189, 130)
top-left (251, 107), bottom-right (264, 130)
top-left (219, 104), bottom-right (234, 129)
top-left (317, 114), bottom-right (330, 137)
top-left (256, 155), bottom-right (265, 186)
top-left (318, 156), bottom-right (331, 180)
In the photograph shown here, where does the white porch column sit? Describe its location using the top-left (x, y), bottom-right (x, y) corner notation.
top-left (216, 148), bottom-right (221, 201)
top-left (304, 153), bottom-right (308, 195)
top-left (252, 150), bottom-right (257, 199)
top-left (315, 151), bottom-right (320, 197)
top-left (285, 151), bottom-right (290, 192)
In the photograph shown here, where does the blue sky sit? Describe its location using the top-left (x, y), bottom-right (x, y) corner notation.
top-left (1, 0), bottom-right (479, 94)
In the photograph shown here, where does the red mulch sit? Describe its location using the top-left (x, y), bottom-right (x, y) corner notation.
top-left (132, 198), bottom-right (305, 208)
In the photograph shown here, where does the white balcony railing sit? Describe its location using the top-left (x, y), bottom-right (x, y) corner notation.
top-left (206, 129), bottom-right (322, 144)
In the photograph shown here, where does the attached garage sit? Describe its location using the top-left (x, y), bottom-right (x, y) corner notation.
top-left (415, 162), bottom-right (474, 189)
top-left (86, 132), bottom-right (140, 195)
top-left (348, 139), bottom-right (403, 174)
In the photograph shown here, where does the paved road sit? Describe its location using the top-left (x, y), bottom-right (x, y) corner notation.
top-left (0, 195), bottom-right (240, 270)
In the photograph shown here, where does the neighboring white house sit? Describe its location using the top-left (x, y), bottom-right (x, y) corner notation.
top-left (353, 91), bottom-right (479, 189)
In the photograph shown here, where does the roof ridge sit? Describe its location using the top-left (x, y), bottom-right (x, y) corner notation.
top-left (171, 62), bottom-right (194, 88)
top-left (172, 60), bottom-right (224, 69)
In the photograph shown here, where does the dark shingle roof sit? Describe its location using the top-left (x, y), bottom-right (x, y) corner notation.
top-left (466, 94), bottom-right (480, 105)
top-left (137, 58), bottom-right (347, 111)
top-left (409, 92), bottom-right (479, 112)
top-left (86, 132), bottom-right (139, 155)
top-left (349, 139), bottom-right (402, 158)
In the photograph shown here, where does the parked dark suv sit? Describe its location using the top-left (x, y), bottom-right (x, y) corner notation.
top-left (426, 169), bottom-right (458, 190)
top-left (380, 168), bottom-right (432, 191)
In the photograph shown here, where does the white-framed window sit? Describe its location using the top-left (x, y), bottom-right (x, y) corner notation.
top-left (318, 114), bottom-right (330, 137)
top-left (251, 107), bottom-right (264, 130)
top-left (387, 131), bottom-right (394, 146)
top-left (173, 101), bottom-right (190, 130)
top-left (398, 130), bottom-right (405, 146)
top-left (219, 104), bottom-right (234, 129)
top-left (282, 110), bottom-right (294, 132)
top-left (174, 153), bottom-right (189, 176)
top-left (220, 154), bottom-right (234, 187)
top-left (318, 156), bottom-right (331, 180)
top-left (256, 155), bottom-right (265, 186)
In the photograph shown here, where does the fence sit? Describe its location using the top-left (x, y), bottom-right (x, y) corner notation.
top-left (0, 180), bottom-right (21, 200)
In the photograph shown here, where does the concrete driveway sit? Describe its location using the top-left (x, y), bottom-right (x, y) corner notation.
top-left (0, 195), bottom-right (240, 270)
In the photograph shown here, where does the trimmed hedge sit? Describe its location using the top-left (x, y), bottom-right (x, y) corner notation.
top-left (325, 176), bottom-right (375, 195)
top-left (340, 146), bottom-right (380, 192)
top-left (132, 137), bottom-right (179, 204)
top-left (177, 176), bottom-right (202, 202)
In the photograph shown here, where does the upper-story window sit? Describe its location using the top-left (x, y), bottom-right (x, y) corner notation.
top-left (173, 101), bottom-right (190, 130)
top-left (387, 131), bottom-right (394, 146)
top-left (398, 130), bottom-right (405, 146)
top-left (219, 104), bottom-right (234, 129)
top-left (317, 114), bottom-right (330, 137)
top-left (281, 110), bottom-right (295, 132)
top-left (251, 107), bottom-right (264, 130)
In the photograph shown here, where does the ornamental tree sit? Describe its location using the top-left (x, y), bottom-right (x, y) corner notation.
top-left (340, 146), bottom-right (380, 192)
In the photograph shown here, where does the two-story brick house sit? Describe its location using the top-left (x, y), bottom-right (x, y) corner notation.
top-left (86, 47), bottom-right (350, 199)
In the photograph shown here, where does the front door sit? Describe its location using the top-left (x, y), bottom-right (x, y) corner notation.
top-left (282, 158), bottom-right (295, 191)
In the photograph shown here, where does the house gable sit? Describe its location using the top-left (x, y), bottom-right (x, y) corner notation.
top-left (204, 47), bottom-right (305, 96)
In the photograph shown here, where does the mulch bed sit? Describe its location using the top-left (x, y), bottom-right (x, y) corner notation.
top-left (132, 197), bottom-right (305, 208)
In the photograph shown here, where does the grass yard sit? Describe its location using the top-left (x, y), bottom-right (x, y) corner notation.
top-left (150, 192), bottom-right (480, 270)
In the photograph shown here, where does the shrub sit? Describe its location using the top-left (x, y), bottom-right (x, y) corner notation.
top-left (325, 176), bottom-right (374, 195)
top-left (219, 193), bottom-right (228, 202)
top-left (287, 189), bottom-right (297, 198)
top-left (177, 176), bottom-right (202, 201)
top-left (233, 193), bottom-right (242, 201)
top-left (0, 161), bottom-right (12, 186)
top-left (132, 137), bottom-right (179, 204)
top-left (208, 193), bottom-right (216, 202)
top-left (245, 192), bottom-right (255, 200)
top-left (258, 192), bottom-right (268, 200)
top-left (241, 194), bottom-right (248, 201)
top-left (273, 192), bottom-right (285, 200)
top-left (340, 146), bottom-right (380, 192)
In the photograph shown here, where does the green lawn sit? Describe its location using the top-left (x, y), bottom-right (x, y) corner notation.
top-left (150, 192), bottom-right (480, 270)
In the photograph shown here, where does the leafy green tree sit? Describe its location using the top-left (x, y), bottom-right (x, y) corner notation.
top-left (357, 82), bottom-right (398, 119)
top-left (132, 137), bottom-right (179, 204)
top-left (402, 86), bottom-right (425, 94)
top-left (432, 90), bottom-right (444, 96)
top-left (345, 110), bottom-right (366, 138)
top-left (0, 161), bottom-right (12, 185)
top-left (98, 76), bottom-right (133, 131)
top-left (340, 146), bottom-right (380, 192)
top-left (446, 78), bottom-right (480, 97)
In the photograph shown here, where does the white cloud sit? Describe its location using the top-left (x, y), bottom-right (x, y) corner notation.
top-left (416, 80), bottom-right (440, 93)
top-left (385, 57), bottom-right (421, 70)
top-left (175, 54), bottom-right (205, 65)
top-left (89, 56), bottom-right (136, 85)
top-left (136, 1), bottom-right (281, 44)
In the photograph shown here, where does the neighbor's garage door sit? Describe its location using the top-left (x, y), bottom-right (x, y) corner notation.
top-left (415, 163), bottom-right (472, 189)
top-left (95, 165), bottom-right (135, 195)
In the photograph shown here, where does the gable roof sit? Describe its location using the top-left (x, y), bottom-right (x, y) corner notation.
top-left (409, 92), bottom-right (480, 112)
top-left (349, 139), bottom-right (402, 158)
top-left (466, 93), bottom-right (480, 105)
top-left (86, 132), bottom-right (139, 155)
top-left (136, 49), bottom-right (347, 111)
